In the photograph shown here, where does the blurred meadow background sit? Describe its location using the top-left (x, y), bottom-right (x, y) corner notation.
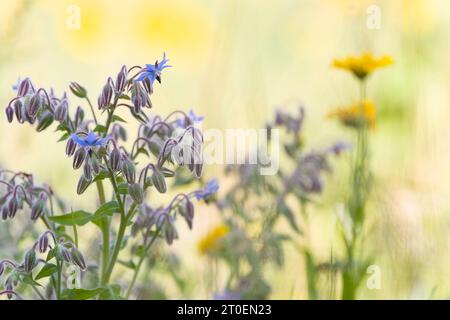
top-left (0, 0), bottom-right (449, 299)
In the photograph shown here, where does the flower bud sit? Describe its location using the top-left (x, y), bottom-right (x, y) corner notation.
top-left (75, 106), bottom-right (85, 126)
top-left (24, 249), bottom-right (36, 273)
top-left (83, 161), bottom-right (92, 180)
top-left (69, 82), bottom-right (87, 98)
top-left (184, 199), bottom-right (194, 230)
top-left (102, 82), bottom-right (113, 107)
top-left (66, 137), bottom-right (77, 156)
top-left (77, 175), bottom-right (91, 195)
top-left (7, 196), bottom-right (18, 218)
top-left (17, 78), bottom-right (32, 97)
top-left (115, 65), bottom-right (127, 93)
top-left (31, 198), bottom-right (45, 221)
top-left (151, 170), bottom-right (167, 194)
top-left (122, 158), bottom-right (136, 184)
top-left (142, 77), bottom-right (153, 95)
top-left (28, 93), bottom-right (41, 118)
top-left (70, 247), bottom-right (86, 270)
top-left (109, 148), bottom-right (121, 171)
top-left (91, 155), bottom-right (101, 175)
top-left (14, 100), bottom-right (24, 123)
top-left (54, 100), bottom-right (68, 121)
top-left (5, 105), bottom-right (14, 123)
top-left (194, 163), bottom-right (203, 178)
top-left (2, 205), bottom-right (9, 220)
top-left (164, 219), bottom-right (178, 245)
top-left (36, 111), bottom-right (54, 132)
top-left (131, 81), bottom-right (144, 113)
top-left (38, 233), bottom-right (49, 253)
top-left (129, 183), bottom-right (144, 204)
top-left (56, 245), bottom-right (71, 262)
top-left (73, 147), bottom-right (87, 169)
top-left (0, 261), bottom-right (5, 276)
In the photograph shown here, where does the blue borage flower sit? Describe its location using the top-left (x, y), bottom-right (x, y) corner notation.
top-left (70, 131), bottom-right (108, 147)
top-left (176, 109), bottom-right (205, 128)
top-left (195, 179), bottom-right (219, 201)
top-left (137, 52), bottom-right (171, 84)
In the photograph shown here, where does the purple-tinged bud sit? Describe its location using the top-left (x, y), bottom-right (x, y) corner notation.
top-left (97, 94), bottom-right (106, 110)
top-left (83, 161), bottom-right (92, 180)
top-left (17, 78), bottom-right (32, 97)
top-left (131, 81), bottom-right (144, 113)
top-left (77, 175), bottom-right (91, 195)
top-left (66, 137), bottom-right (77, 156)
top-left (36, 112), bottom-right (54, 132)
top-left (70, 247), bottom-right (86, 270)
top-left (115, 65), bottom-right (127, 93)
top-left (7, 196), bottom-right (18, 218)
top-left (69, 82), bottom-right (87, 98)
top-left (185, 199), bottom-right (194, 230)
top-left (91, 155), bottom-right (101, 175)
top-left (109, 148), bottom-right (121, 171)
top-left (102, 82), bottom-right (113, 107)
top-left (122, 158), bottom-right (136, 184)
top-left (54, 100), bottom-right (68, 121)
top-left (75, 106), bottom-right (84, 126)
top-left (5, 105), bottom-right (14, 123)
top-left (38, 233), bottom-right (49, 253)
top-left (129, 183), bottom-right (144, 204)
top-left (1, 206), bottom-right (8, 220)
top-left (142, 78), bottom-right (153, 95)
top-left (0, 261), bottom-right (4, 276)
top-left (24, 249), bottom-right (36, 273)
top-left (164, 219), bottom-right (178, 245)
top-left (14, 100), bottom-right (24, 123)
top-left (194, 163), bottom-right (203, 178)
top-left (28, 93), bottom-right (42, 118)
top-left (151, 170), bottom-right (167, 194)
top-left (56, 245), bottom-right (71, 263)
top-left (73, 147), bottom-right (87, 169)
top-left (31, 198), bottom-right (45, 221)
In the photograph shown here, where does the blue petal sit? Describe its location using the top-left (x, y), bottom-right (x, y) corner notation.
top-left (70, 134), bottom-right (88, 147)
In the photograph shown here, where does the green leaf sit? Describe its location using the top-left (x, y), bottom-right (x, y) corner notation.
top-left (22, 274), bottom-right (42, 287)
top-left (58, 132), bottom-right (70, 142)
top-left (60, 287), bottom-right (106, 300)
top-left (94, 124), bottom-right (107, 134)
top-left (117, 182), bottom-right (128, 195)
top-left (48, 210), bottom-right (93, 226)
top-left (93, 201), bottom-right (119, 220)
top-left (35, 263), bottom-right (58, 280)
top-left (93, 171), bottom-right (110, 182)
top-left (117, 260), bottom-right (136, 270)
top-left (99, 284), bottom-right (122, 300)
top-left (111, 115), bottom-right (127, 123)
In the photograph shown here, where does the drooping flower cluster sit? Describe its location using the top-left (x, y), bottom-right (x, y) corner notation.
top-left (1, 54), bottom-right (218, 300)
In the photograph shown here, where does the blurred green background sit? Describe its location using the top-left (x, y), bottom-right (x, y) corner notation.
top-left (0, 0), bottom-right (449, 299)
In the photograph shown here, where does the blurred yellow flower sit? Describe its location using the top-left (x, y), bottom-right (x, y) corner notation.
top-left (198, 224), bottom-right (230, 256)
top-left (333, 53), bottom-right (393, 80)
top-left (328, 100), bottom-right (376, 129)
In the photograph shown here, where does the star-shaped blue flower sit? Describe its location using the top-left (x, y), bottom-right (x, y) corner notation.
top-left (176, 109), bottom-right (205, 128)
top-left (195, 179), bottom-right (219, 201)
top-left (137, 53), bottom-right (171, 84)
top-left (70, 131), bottom-right (108, 148)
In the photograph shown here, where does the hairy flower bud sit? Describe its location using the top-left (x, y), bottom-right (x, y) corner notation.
top-left (31, 198), bottom-right (45, 221)
top-left (102, 82), bottom-right (113, 107)
top-left (77, 175), bottom-right (91, 195)
top-left (0, 261), bottom-right (4, 276)
top-left (142, 77), bottom-right (153, 95)
top-left (115, 65), bottom-right (127, 93)
top-left (71, 247), bottom-right (86, 270)
top-left (36, 111), bottom-right (54, 132)
top-left (164, 218), bottom-right (178, 245)
top-left (131, 81), bottom-right (144, 113)
top-left (151, 170), bottom-right (167, 194)
top-left (54, 100), bottom-right (68, 121)
top-left (73, 147), bottom-right (87, 169)
top-left (66, 137), bottom-right (77, 156)
top-left (38, 233), bottom-right (49, 253)
top-left (69, 82), bottom-right (87, 98)
top-left (129, 183), bottom-right (144, 204)
top-left (28, 93), bottom-right (42, 118)
top-left (17, 78), bottom-right (32, 97)
top-left (7, 196), bottom-right (18, 218)
top-left (24, 249), bottom-right (36, 273)
top-left (14, 100), bottom-right (24, 123)
top-left (185, 199), bottom-right (194, 230)
top-left (109, 148), bottom-right (121, 171)
top-left (122, 158), bottom-right (136, 184)
top-left (56, 245), bottom-right (71, 262)
top-left (83, 161), bottom-right (92, 180)
top-left (91, 155), bottom-right (101, 175)
top-left (75, 106), bottom-right (84, 126)
top-left (5, 105), bottom-right (14, 123)
top-left (2, 205), bottom-right (8, 220)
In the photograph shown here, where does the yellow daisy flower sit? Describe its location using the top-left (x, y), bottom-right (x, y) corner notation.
top-left (333, 53), bottom-right (393, 79)
top-left (198, 224), bottom-right (230, 256)
top-left (328, 101), bottom-right (376, 129)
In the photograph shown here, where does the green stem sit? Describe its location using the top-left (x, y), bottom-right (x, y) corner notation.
top-left (56, 260), bottom-right (62, 299)
top-left (125, 228), bottom-right (160, 299)
top-left (85, 96), bottom-right (98, 125)
top-left (31, 284), bottom-right (46, 300)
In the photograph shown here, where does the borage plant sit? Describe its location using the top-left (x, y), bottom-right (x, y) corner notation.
top-left (200, 106), bottom-right (347, 299)
top-left (0, 54), bottom-right (217, 300)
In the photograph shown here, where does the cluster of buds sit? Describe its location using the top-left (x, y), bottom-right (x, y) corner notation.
top-left (0, 230), bottom-right (86, 299)
top-left (0, 170), bottom-right (53, 222)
